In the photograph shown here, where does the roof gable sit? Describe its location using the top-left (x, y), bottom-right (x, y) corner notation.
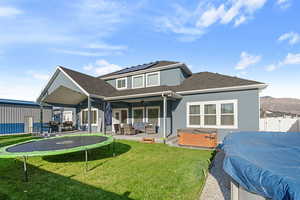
top-left (98, 60), bottom-right (191, 79)
top-left (59, 66), bottom-right (117, 97)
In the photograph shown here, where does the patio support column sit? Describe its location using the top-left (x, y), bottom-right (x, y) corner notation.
top-left (163, 95), bottom-right (167, 143)
top-left (88, 96), bottom-right (92, 133)
top-left (40, 105), bottom-right (43, 134)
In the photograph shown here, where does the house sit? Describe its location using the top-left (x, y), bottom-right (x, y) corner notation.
top-left (37, 61), bottom-right (267, 141)
top-left (0, 99), bottom-right (52, 135)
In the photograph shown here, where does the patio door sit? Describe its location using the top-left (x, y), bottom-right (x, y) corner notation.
top-left (112, 109), bottom-right (128, 131)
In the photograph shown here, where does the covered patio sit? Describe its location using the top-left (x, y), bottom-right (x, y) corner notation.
top-left (37, 66), bottom-right (182, 140)
top-left (105, 90), bottom-right (182, 139)
top-left (37, 66), bottom-right (111, 134)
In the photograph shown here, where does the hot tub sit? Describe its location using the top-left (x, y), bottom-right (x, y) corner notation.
top-left (177, 128), bottom-right (217, 148)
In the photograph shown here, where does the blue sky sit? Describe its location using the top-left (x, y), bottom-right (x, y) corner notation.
top-left (0, 0), bottom-right (299, 100)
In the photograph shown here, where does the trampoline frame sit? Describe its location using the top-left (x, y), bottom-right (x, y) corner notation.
top-left (0, 133), bottom-right (115, 182)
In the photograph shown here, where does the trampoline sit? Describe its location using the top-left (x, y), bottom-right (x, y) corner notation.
top-left (0, 133), bottom-right (114, 181)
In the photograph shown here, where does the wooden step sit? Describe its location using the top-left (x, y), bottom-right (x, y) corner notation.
top-left (141, 137), bottom-right (155, 144)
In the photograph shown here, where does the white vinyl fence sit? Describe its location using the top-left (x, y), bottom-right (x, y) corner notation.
top-left (260, 117), bottom-right (300, 132)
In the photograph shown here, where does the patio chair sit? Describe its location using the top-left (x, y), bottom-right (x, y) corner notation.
top-left (132, 122), bottom-right (146, 133)
top-left (123, 124), bottom-right (137, 135)
top-left (113, 124), bottom-right (121, 134)
top-left (145, 123), bottom-right (157, 134)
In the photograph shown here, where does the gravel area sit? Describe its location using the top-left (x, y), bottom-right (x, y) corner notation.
top-left (200, 151), bottom-right (231, 200)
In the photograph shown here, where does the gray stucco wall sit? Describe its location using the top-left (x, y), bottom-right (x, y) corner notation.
top-left (160, 68), bottom-right (187, 86)
top-left (171, 89), bottom-right (260, 141)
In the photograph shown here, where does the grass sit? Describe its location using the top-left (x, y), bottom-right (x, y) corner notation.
top-left (0, 134), bottom-right (213, 200)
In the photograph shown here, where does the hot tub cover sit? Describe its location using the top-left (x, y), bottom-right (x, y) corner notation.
top-left (222, 131), bottom-right (300, 200)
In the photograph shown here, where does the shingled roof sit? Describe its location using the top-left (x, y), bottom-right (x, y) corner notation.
top-left (57, 66), bottom-right (265, 100)
top-left (59, 66), bottom-right (117, 97)
top-left (173, 72), bottom-right (263, 92)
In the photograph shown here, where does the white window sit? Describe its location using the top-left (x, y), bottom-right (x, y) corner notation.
top-left (221, 103), bottom-right (235, 126)
top-left (146, 106), bottom-right (160, 126)
top-left (187, 100), bottom-right (238, 129)
top-left (132, 107), bottom-right (144, 123)
top-left (63, 111), bottom-right (73, 122)
top-left (204, 104), bottom-right (217, 126)
top-left (188, 105), bottom-right (201, 126)
top-left (116, 78), bottom-right (127, 90)
top-left (146, 72), bottom-right (160, 87)
top-left (81, 108), bottom-right (98, 125)
top-left (132, 75), bottom-right (144, 89)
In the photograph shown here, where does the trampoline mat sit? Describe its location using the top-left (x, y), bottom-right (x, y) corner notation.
top-left (6, 136), bottom-right (108, 153)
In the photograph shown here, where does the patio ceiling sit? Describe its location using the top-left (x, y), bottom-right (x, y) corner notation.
top-left (43, 86), bottom-right (87, 105)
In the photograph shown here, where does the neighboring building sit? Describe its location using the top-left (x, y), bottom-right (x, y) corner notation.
top-left (260, 109), bottom-right (300, 132)
top-left (37, 61), bottom-right (267, 141)
top-left (0, 99), bottom-right (52, 135)
top-left (260, 109), bottom-right (300, 118)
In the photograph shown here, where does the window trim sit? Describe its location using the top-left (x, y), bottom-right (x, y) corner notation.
top-left (146, 72), bottom-right (160, 87)
top-left (132, 107), bottom-right (145, 123)
top-left (81, 108), bottom-right (98, 126)
top-left (132, 74), bottom-right (145, 89)
top-left (186, 100), bottom-right (238, 129)
top-left (116, 77), bottom-right (127, 90)
top-left (146, 106), bottom-right (160, 126)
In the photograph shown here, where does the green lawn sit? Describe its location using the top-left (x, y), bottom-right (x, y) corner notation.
top-left (0, 134), bottom-right (213, 200)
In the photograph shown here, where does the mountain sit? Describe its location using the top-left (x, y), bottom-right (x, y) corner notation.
top-left (260, 96), bottom-right (300, 115)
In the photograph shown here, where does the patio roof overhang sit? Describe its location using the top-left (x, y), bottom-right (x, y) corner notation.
top-left (37, 67), bottom-right (90, 106)
top-left (104, 91), bottom-right (182, 102)
top-left (36, 67), bottom-right (99, 133)
top-left (42, 86), bottom-right (87, 106)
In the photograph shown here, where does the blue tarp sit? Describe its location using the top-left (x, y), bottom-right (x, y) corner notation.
top-left (222, 132), bottom-right (300, 200)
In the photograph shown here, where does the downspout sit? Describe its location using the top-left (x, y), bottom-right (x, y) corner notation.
top-left (162, 92), bottom-right (168, 144)
top-left (40, 105), bottom-right (43, 135)
top-left (88, 96), bottom-right (92, 133)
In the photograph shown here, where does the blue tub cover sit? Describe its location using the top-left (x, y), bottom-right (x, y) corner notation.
top-left (222, 132), bottom-right (300, 200)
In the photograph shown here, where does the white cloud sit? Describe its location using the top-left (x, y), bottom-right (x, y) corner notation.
top-left (52, 49), bottom-right (122, 57)
top-left (83, 59), bottom-right (122, 76)
top-left (278, 32), bottom-right (300, 45)
top-left (86, 43), bottom-right (127, 50)
top-left (157, 0), bottom-right (267, 40)
top-left (276, 0), bottom-right (291, 9)
top-left (282, 53), bottom-right (300, 65)
top-left (27, 71), bottom-right (50, 81)
top-left (0, 0), bottom-right (134, 46)
top-left (196, 4), bottom-right (225, 28)
top-left (234, 15), bottom-right (247, 27)
top-left (265, 53), bottom-right (300, 71)
top-left (75, 0), bottom-right (134, 36)
top-left (0, 17), bottom-right (75, 45)
top-left (0, 82), bottom-right (41, 101)
top-left (265, 64), bottom-right (277, 72)
top-left (0, 6), bottom-right (22, 17)
top-left (235, 51), bottom-right (261, 70)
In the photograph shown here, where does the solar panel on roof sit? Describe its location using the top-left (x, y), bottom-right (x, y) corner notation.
top-left (116, 61), bottom-right (158, 75)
